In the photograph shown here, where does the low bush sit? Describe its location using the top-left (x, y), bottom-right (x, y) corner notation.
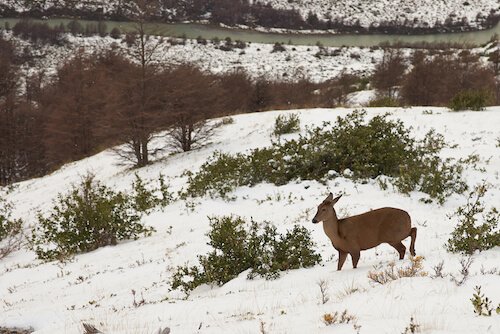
top-left (446, 184), bottom-right (499, 255)
top-left (470, 286), bottom-right (500, 316)
top-left (272, 113), bottom-right (301, 136)
top-left (32, 174), bottom-right (155, 261)
top-left (131, 173), bottom-right (173, 213)
top-left (171, 216), bottom-right (321, 294)
top-left (449, 90), bottom-right (490, 111)
top-left (184, 110), bottom-right (466, 203)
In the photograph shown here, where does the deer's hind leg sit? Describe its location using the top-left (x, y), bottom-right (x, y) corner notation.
top-left (351, 249), bottom-right (361, 269)
top-left (390, 242), bottom-right (406, 260)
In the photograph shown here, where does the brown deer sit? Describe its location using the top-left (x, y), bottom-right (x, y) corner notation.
top-left (312, 193), bottom-right (417, 270)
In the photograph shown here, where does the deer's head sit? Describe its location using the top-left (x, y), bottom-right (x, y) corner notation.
top-left (312, 193), bottom-right (341, 224)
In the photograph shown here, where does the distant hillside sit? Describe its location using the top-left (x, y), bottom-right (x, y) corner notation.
top-left (1, 0), bottom-right (500, 33)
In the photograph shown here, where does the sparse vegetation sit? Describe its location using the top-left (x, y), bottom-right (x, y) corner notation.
top-left (402, 317), bottom-right (421, 334)
top-left (32, 174), bottom-right (155, 261)
top-left (185, 110), bottom-right (466, 203)
top-left (0, 193), bottom-right (22, 259)
top-left (446, 184), bottom-right (500, 254)
top-left (368, 256), bottom-right (427, 285)
top-left (272, 113), bottom-right (301, 136)
top-left (470, 286), bottom-right (499, 316)
top-left (323, 310), bottom-right (357, 326)
top-left (171, 216), bottom-right (321, 294)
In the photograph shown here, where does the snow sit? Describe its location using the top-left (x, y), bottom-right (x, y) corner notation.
top-left (1, 107), bottom-right (499, 333)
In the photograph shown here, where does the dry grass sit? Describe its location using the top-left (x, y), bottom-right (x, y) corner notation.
top-left (323, 310), bottom-right (357, 326)
top-left (368, 256), bottom-right (427, 285)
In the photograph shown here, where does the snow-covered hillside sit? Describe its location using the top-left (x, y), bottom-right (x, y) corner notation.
top-left (1, 0), bottom-right (499, 31)
top-left (270, 0), bottom-right (500, 29)
top-left (1, 107), bottom-right (499, 333)
top-left (8, 32), bottom-right (384, 83)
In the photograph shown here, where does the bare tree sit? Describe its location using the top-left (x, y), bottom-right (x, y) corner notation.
top-left (165, 65), bottom-right (223, 152)
top-left (372, 48), bottom-right (406, 99)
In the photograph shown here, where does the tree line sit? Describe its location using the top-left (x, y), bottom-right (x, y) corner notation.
top-left (372, 47), bottom-right (499, 107)
top-left (2, 30), bottom-right (499, 186)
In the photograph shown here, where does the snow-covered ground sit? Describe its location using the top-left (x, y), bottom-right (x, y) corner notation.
top-left (7, 32), bottom-right (384, 83)
top-left (1, 107), bottom-right (499, 333)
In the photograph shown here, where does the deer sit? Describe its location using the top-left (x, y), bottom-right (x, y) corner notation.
top-left (312, 193), bottom-right (417, 271)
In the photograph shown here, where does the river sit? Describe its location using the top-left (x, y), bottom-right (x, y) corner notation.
top-left (0, 17), bottom-right (498, 47)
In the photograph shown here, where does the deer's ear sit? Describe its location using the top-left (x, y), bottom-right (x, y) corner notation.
top-left (324, 192), bottom-right (334, 203)
top-left (332, 194), bottom-right (342, 205)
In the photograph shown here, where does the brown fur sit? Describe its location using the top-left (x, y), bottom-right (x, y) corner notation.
top-left (312, 193), bottom-right (417, 270)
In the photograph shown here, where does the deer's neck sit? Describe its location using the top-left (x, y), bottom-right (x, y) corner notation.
top-left (323, 214), bottom-right (347, 250)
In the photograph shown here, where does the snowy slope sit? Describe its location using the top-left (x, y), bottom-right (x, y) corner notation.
top-left (8, 32), bottom-right (384, 83)
top-left (1, 107), bottom-right (500, 333)
top-left (269, 0), bottom-right (500, 28)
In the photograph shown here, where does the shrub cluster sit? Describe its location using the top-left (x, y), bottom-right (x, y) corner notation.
top-left (184, 110), bottom-right (466, 203)
top-left (171, 216), bottom-right (321, 294)
top-left (32, 175), bottom-right (155, 260)
top-left (446, 184), bottom-right (500, 255)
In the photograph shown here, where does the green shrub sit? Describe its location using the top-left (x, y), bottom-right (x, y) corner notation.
top-left (131, 173), bottom-right (173, 212)
top-left (32, 174), bottom-right (155, 260)
top-left (368, 97), bottom-right (400, 107)
top-left (471, 286), bottom-right (498, 316)
top-left (171, 216), bottom-right (321, 294)
top-left (0, 195), bottom-right (22, 242)
top-left (273, 113), bottom-right (301, 136)
top-left (449, 90), bottom-right (490, 111)
top-left (446, 184), bottom-right (499, 255)
top-left (185, 110), bottom-right (465, 203)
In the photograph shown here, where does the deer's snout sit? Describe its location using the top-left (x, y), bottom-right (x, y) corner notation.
top-left (312, 218), bottom-right (318, 224)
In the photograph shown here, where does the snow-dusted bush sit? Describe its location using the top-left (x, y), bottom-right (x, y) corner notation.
top-left (446, 184), bottom-right (500, 255)
top-left (185, 110), bottom-right (466, 202)
top-left (32, 174), bottom-right (155, 261)
top-left (272, 113), bottom-right (301, 136)
top-left (171, 216), bottom-right (321, 293)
